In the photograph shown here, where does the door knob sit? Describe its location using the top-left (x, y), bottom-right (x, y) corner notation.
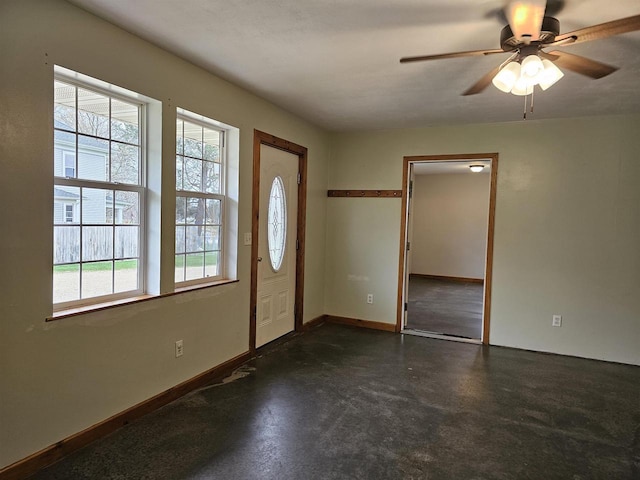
top-left (257, 257), bottom-right (262, 262)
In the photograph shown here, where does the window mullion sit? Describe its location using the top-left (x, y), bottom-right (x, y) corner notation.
top-left (54, 177), bottom-right (142, 193)
top-left (79, 186), bottom-right (83, 298)
top-left (175, 191), bottom-right (220, 200)
top-left (108, 97), bottom-right (112, 183)
top-left (220, 131), bottom-right (225, 197)
top-left (111, 188), bottom-right (116, 295)
top-left (74, 85), bottom-right (79, 179)
top-left (200, 125), bottom-right (205, 193)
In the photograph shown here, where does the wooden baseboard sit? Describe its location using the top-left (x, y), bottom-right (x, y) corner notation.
top-left (0, 351), bottom-right (252, 480)
top-left (302, 314), bottom-right (327, 331)
top-left (325, 315), bottom-right (396, 332)
top-left (410, 273), bottom-right (484, 284)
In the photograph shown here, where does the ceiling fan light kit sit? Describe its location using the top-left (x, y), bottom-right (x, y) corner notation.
top-left (492, 52), bottom-right (564, 96)
top-left (399, 1), bottom-right (640, 118)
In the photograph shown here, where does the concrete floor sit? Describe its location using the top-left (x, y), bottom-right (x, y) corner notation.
top-left (407, 276), bottom-right (484, 339)
top-left (31, 324), bottom-right (640, 479)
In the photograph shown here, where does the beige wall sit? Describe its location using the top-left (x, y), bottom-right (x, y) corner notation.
top-left (0, 0), bottom-right (329, 468)
top-left (2, 0), bottom-right (640, 471)
top-left (410, 173), bottom-right (490, 279)
top-left (325, 115), bottom-right (640, 366)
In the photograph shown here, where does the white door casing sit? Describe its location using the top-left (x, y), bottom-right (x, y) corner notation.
top-left (256, 144), bottom-right (298, 347)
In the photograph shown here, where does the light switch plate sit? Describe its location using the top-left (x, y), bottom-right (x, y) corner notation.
top-left (243, 232), bottom-right (252, 246)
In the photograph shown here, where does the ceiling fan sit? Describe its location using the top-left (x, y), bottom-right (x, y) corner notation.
top-left (400, 0), bottom-right (640, 97)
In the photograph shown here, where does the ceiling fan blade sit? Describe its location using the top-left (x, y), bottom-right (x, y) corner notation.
top-left (400, 49), bottom-right (507, 64)
top-left (506, 0), bottom-right (547, 42)
top-left (555, 14), bottom-right (640, 45)
top-left (462, 65), bottom-right (502, 96)
top-left (543, 50), bottom-right (618, 79)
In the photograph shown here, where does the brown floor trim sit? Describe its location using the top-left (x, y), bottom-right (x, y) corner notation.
top-left (410, 273), bottom-right (484, 284)
top-left (0, 351), bottom-right (251, 480)
top-left (328, 190), bottom-right (402, 198)
top-left (302, 314), bottom-right (327, 331)
top-left (326, 315), bottom-right (396, 332)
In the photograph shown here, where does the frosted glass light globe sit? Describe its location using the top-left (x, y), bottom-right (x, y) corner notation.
top-left (492, 62), bottom-right (521, 93)
top-left (521, 55), bottom-right (544, 84)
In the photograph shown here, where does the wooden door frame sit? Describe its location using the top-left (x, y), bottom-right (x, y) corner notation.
top-left (396, 153), bottom-right (498, 345)
top-left (250, 130), bottom-right (308, 353)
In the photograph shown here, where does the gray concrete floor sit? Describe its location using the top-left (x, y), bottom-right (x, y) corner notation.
top-left (31, 323), bottom-right (640, 479)
top-left (407, 276), bottom-right (484, 339)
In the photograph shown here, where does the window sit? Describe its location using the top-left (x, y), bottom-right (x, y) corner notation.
top-left (63, 151), bottom-right (76, 177)
top-left (175, 112), bottom-right (225, 285)
top-left (53, 74), bottom-right (145, 308)
top-left (267, 176), bottom-right (286, 271)
top-left (64, 204), bottom-right (74, 223)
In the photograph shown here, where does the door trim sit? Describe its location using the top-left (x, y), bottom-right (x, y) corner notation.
top-left (250, 130), bottom-right (307, 352)
top-left (396, 153), bottom-right (498, 345)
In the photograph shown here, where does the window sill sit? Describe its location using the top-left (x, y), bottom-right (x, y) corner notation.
top-left (47, 279), bottom-right (239, 322)
top-left (174, 279), bottom-right (238, 294)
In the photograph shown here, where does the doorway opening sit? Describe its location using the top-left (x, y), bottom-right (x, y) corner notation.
top-left (396, 154), bottom-right (498, 345)
top-left (250, 130), bottom-right (307, 352)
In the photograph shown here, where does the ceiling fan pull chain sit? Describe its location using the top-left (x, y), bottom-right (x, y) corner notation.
top-left (530, 87), bottom-right (535, 114)
top-left (523, 94), bottom-right (527, 120)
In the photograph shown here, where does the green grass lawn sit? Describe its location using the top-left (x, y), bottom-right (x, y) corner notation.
top-left (54, 253), bottom-right (218, 273)
top-left (54, 260), bottom-right (137, 272)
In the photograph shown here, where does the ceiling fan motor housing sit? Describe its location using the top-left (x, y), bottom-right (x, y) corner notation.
top-left (500, 16), bottom-right (560, 50)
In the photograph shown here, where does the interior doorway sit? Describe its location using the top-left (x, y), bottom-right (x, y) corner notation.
top-left (250, 131), bottom-right (307, 351)
top-left (397, 154), bottom-right (498, 345)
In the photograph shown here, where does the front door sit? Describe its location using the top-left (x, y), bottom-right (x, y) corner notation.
top-left (255, 144), bottom-right (298, 347)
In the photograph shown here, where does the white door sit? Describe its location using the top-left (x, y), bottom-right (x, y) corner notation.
top-left (404, 165), bottom-right (415, 328)
top-left (256, 144), bottom-right (298, 347)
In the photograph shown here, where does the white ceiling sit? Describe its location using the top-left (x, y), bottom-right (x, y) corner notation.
top-left (67, 0), bottom-right (640, 132)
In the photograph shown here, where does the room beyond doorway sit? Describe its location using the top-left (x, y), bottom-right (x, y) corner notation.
top-left (397, 153), bottom-right (498, 345)
top-left (407, 275), bottom-right (484, 339)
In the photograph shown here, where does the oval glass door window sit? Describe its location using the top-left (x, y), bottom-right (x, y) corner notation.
top-left (267, 176), bottom-right (287, 271)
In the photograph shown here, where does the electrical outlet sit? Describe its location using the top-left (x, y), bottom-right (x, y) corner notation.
top-left (552, 315), bottom-right (562, 327)
top-left (367, 294), bottom-right (374, 304)
top-left (175, 340), bottom-right (184, 357)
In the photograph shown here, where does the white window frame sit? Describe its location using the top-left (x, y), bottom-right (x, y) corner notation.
top-left (175, 109), bottom-right (227, 287)
top-left (53, 70), bottom-right (147, 311)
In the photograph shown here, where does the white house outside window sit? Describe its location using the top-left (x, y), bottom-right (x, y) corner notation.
top-left (53, 73), bottom-right (145, 309)
top-left (175, 112), bottom-right (225, 285)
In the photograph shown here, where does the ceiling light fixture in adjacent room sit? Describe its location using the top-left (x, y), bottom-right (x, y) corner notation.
top-left (469, 165), bottom-right (485, 173)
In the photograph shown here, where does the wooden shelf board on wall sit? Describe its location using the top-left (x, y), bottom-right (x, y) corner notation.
top-left (327, 190), bottom-right (402, 198)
